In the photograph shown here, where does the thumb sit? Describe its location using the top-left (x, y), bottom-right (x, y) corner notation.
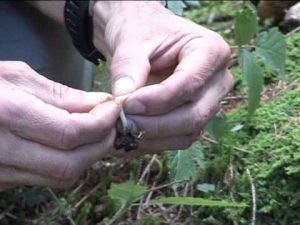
top-left (110, 45), bottom-right (150, 97)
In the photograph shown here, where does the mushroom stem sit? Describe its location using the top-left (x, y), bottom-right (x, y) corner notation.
top-left (119, 109), bottom-right (128, 129)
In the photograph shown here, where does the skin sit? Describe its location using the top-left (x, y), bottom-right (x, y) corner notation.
top-left (92, 1), bottom-right (234, 156)
top-left (0, 61), bottom-right (120, 190)
top-left (0, 1), bottom-right (234, 189)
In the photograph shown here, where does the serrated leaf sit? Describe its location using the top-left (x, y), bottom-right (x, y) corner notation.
top-left (167, 1), bottom-right (186, 16)
top-left (235, 4), bottom-right (258, 46)
top-left (150, 197), bottom-right (247, 208)
top-left (108, 183), bottom-right (147, 205)
top-left (167, 141), bottom-right (204, 182)
top-left (206, 112), bottom-right (229, 140)
top-left (256, 27), bottom-right (286, 80)
top-left (239, 49), bottom-right (263, 116)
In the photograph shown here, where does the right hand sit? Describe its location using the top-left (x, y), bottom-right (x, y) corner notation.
top-left (0, 61), bottom-right (121, 191)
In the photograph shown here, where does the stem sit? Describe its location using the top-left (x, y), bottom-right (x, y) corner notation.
top-left (47, 188), bottom-right (76, 225)
top-left (105, 202), bottom-right (128, 225)
top-left (119, 109), bottom-right (128, 129)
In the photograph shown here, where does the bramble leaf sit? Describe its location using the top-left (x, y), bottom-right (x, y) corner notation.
top-left (108, 183), bottom-right (147, 205)
top-left (167, 1), bottom-right (186, 16)
top-left (150, 197), bottom-right (248, 208)
top-left (256, 27), bottom-right (286, 80)
top-left (239, 49), bottom-right (263, 116)
top-left (167, 141), bottom-right (204, 182)
top-left (235, 4), bottom-right (258, 46)
top-left (206, 112), bottom-right (230, 141)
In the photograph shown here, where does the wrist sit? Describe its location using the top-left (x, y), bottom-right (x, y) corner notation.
top-left (92, 1), bottom-right (168, 32)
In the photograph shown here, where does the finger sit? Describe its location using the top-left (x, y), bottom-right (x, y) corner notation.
top-left (1, 61), bottom-right (112, 113)
top-left (0, 91), bottom-right (120, 149)
top-left (112, 134), bottom-right (197, 158)
top-left (124, 37), bottom-right (231, 115)
top-left (0, 167), bottom-right (75, 189)
top-left (128, 70), bottom-right (233, 138)
top-left (0, 129), bottom-right (116, 180)
top-left (110, 42), bottom-right (151, 96)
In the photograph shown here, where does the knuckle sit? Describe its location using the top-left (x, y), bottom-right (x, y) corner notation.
top-left (56, 158), bottom-right (81, 182)
top-left (59, 122), bottom-right (80, 149)
top-left (205, 32), bottom-right (231, 67)
top-left (0, 61), bottom-right (32, 81)
top-left (211, 33), bottom-right (231, 61)
top-left (51, 82), bottom-right (71, 102)
top-left (192, 107), bottom-right (212, 132)
top-left (13, 61), bottom-right (31, 72)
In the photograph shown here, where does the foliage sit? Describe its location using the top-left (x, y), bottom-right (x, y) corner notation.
top-left (108, 183), bottom-right (147, 206)
top-left (239, 48), bottom-right (264, 116)
top-left (150, 197), bottom-right (247, 207)
top-left (235, 4), bottom-right (258, 46)
top-left (1, 2), bottom-right (300, 225)
top-left (235, 4), bottom-right (286, 116)
top-left (167, 141), bottom-right (205, 182)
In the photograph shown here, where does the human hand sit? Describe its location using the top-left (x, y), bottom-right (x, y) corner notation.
top-left (0, 61), bottom-right (120, 191)
top-left (92, 1), bottom-right (233, 154)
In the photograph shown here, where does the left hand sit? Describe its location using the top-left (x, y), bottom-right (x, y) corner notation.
top-left (92, 1), bottom-right (234, 155)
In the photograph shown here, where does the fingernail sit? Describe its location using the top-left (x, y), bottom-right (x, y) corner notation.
top-left (124, 99), bottom-right (146, 114)
top-left (113, 77), bottom-right (135, 96)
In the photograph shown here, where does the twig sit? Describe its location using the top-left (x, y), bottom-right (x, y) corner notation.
top-left (69, 180), bottom-right (87, 198)
top-left (174, 182), bottom-right (190, 222)
top-left (201, 135), bottom-right (251, 153)
top-left (47, 188), bottom-right (76, 225)
top-left (224, 96), bottom-right (247, 101)
top-left (145, 181), bottom-right (157, 205)
top-left (138, 154), bottom-right (157, 185)
top-left (274, 78), bottom-right (300, 98)
top-left (132, 179), bottom-right (189, 207)
top-left (105, 203), bottom-right (128, 225)
top-left (74, 182), bottom-right (102, 209)
top-left (137, 181), bottom-right (158, 220)
top-left (246, 168), bottom-right (256, 225)
top-left (285, 25), bottom-right (300, 37)
top-left (148, 179), bottom-right (188, 193)
top-left (4, 212), bottom-right (18, 220)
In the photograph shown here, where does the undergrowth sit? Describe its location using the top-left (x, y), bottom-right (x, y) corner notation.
top-left (0, 1), bottom-right (300, 225)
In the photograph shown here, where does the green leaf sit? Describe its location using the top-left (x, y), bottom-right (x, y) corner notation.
top-left (150, 197), bottom-right (247, 208)
top-left (235, 4), bottom-right (258, 46)
top-left (197, 183), bottom-right (215, 193)
top-left (206, 112), bottom-right (230, 140)
top-left (167, 1), bottom-right (186, 16)
top-left (239, 49), bottom-right (263, 116)
top-left (256, 27), bottom-right (286, 80)
top-left (108, 183), bottom-right (147, 205)
top-left (167, 141), bottom-right (204, 182)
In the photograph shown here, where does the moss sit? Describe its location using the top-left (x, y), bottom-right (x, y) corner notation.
top-left (219, 88), bottom-right (300, 224)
